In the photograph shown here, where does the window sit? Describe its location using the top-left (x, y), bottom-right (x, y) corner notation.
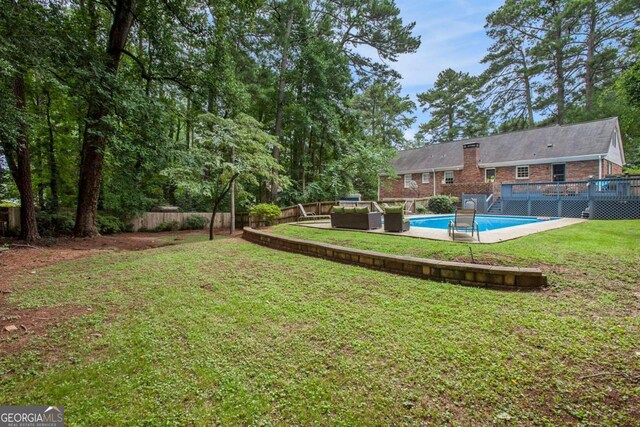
top-left (443, 171), bottom-right (454, 184)
top-left (421, 172), bottom-right (430, 184)
top-left (403, 174), bottom-right (412, 188)
top-left (612, 131), bottom-right (618, 147)
top-left (552, 164), bottom-right (565, 182)
top-left (607, 161), bottom-right (612, 175)
top-left (516, 165), bottom-right (529, 179)
top-left (485, 168), bottom-right (496, 182)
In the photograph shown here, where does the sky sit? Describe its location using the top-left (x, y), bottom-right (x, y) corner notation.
top-left (363, 0), bottom-right (505, 139)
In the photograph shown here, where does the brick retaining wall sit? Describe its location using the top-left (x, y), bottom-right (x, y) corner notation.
top-left (242, 227), bottom-right (547, 290)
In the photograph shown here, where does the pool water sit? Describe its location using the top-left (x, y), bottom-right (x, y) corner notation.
top-left (410, 215), bottom-right (557, 232)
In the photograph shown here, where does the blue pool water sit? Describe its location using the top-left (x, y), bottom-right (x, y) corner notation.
top-left (410, 215), bottom-right (557, 232)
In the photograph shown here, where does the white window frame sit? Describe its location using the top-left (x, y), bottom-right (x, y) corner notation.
top-left (607, 161), bottom-right (612, 175)
top-left (612, 131), bottom-right (618, 147)
top-left (515, 165), bottom-right (530, 180)
top-left (403, 174), bottom-right (412, 188)
top-left (443, 171), bottom-right (454, 184)
top-left (485, 168), bottom-right (496, 182)
top-left (421, 172), bottom-right (430, 184)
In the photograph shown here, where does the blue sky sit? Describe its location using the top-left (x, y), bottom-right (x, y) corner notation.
top-left (361, 0), bottom-right (504, 139)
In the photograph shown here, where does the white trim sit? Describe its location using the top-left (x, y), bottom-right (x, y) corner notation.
top-left (479, 154), bottom-right (605, 168)
top-left (403, 174), bottom-right (412, 188)
top-left (443, 170), bottom-right (454, 184)
top-left (484, 168), bottom-right (496, 182)
top-left (515, 165), bottom-right (530, 179)
top-left (378, 165), bottom-right (464, 176)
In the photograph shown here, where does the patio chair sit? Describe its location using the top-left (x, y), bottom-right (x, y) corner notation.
top-left (297, 204), bottom-right (331, 222)
top-left (383, 205), bottom-right (410, 232)
top-left (448, 208), bottom-right (480, 241)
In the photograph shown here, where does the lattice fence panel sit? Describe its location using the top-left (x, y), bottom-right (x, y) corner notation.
top-left (591, 200), bottom-right (640, 219)
top-left (559, 200), bottom-right (589, 218)
top-left (502, 200), bottom-right (529, 216)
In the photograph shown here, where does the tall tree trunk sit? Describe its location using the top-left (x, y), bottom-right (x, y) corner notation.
top-left (4, 75), bottom-right (40, 242)
top-left (209, 174), bottom-right (237, 240)
top-left (74, 0), bottom-right (137, 237)
top-left (45, 89), bottom-right (59, 212)
top-left (271, 12), bottom-right (294, 202)
top-left (517, 45), bottom-right (535, 127)
top-left (554, 25), bottom-right (565, 125)
top-left (185, 95), bottom-right (191, 150)
top-left (584, 3), bottom-right (597, 113)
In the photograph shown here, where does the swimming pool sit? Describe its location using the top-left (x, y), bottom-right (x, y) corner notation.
top-left (410, 215), bottom-right (558, 232)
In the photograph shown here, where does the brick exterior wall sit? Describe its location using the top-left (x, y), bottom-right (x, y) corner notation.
top-left (380, 159), bottom-right (611, 199)
top-left (379, 171), bottom-right (494, 200)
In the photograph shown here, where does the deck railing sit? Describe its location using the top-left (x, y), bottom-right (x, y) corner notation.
top-left (500, 177), bottom-right (640, 219)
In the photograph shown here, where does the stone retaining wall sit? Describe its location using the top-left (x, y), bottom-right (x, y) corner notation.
top-left (242, 227), bottom-right (547, 290)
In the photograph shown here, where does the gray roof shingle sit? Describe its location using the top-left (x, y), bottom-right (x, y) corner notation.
top-left (391, 117), bottom-right (619, 173)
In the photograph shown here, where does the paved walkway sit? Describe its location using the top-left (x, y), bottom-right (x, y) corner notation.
top-left (294, 216), bottom-right (585, 244)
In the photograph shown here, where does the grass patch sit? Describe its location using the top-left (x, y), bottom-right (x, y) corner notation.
top-left (0, 227), bottom-right (638, 425)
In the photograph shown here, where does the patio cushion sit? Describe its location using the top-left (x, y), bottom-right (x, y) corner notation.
top-left (384, 205), bottom-right (403, 214)
top-left (332, 206), bottom-right (345, 213)
top-left (354, 207), bottom-right (369, 214)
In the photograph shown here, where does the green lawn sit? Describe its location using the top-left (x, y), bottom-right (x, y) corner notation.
top-left (1, 223), bottom-right (639, 425)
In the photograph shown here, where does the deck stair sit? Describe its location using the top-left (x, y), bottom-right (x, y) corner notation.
top-left (487, 197), bottom-right (502, 215)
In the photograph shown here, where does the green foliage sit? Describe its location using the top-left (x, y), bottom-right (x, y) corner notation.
top-left (416, 69), bottom-right (489, 143)
top-left (249, 203), bottom-right (281, 226)
top-left (182, 215), bottom-right (207, 230)
top-left (96, 215), bottom-right (126, 235)
top-left (0, 200), bottom-right (19, 207)
top-left (153, 221), bottom-right (180, 232)
top-left (415, 205), bottom-right (428, 214)
top-left (428, 196), bottom-right (456, 214)
top-left (36, 212), bottom-right (74, 236)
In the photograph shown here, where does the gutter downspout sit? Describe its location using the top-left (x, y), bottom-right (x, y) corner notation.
top-left (432, 170), bottom-right (436, 196)
top-left (598, 155), bottom-right (603, 179)
top-left (377, 175), bottom-right (380, 201)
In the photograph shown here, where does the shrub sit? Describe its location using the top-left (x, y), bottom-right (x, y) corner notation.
top-left (416, 204), bottom-right (428, 214)
top-left (36, 212), bottom-right (75, 236)
top-left (249, 203), bottom-right (281, 227)
top-left (182, 215), bottom-right (207, 230)
top-left (153, 221), bottom-right (180, 232)
top-left (96, 215), bottom-right (126, 235)
top-left (428, 195), bottom-right (456, 214)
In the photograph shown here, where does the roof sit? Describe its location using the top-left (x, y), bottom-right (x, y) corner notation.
top-left (391, 117), bottom-right (621, 173)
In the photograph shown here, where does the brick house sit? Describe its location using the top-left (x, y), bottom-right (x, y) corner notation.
top-left (379, 117), bottom-right (625, 200)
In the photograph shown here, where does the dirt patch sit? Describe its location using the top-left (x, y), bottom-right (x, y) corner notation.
top-left (0, 305), bottom-right (90, 357)
top-left (0, 229), bottom-right (229, 357)
top-left (0, 230), bottom-right (219, 289)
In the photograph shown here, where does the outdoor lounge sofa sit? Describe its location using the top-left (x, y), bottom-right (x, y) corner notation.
top-left (383, 205), bottom-right (410, 232)
top-left (448, 208), bottom-right (480, 241)
top-left (330, 206), bottom-right (382, 230)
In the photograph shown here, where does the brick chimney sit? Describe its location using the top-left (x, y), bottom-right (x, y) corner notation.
top-left (461, 142), bottom-right (483, 182)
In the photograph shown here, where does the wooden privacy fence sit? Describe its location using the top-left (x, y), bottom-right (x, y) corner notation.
top-left (129, 212), bottom-right (232, 232)
top-left (279, 198), bottom-right (431, 224)
top-left (0, 207), bottom-right (20, 236)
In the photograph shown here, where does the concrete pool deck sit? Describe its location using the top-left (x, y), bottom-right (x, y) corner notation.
top-left (293, 215), bottom-right (586, 244)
